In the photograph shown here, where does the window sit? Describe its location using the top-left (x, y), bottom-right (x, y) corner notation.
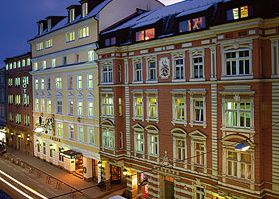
top-left (88, 128), bottom-right (94, 144)
top-left (225, 100), bottom-right (251, 128)
top-left (34, 62), bottom-right (38, 71)
top-left (175, 138), bottom-right (186, 161)
top-left (68, 76), bottom-right (73, 89)
top-left (148, 134), bottom-right (158, 156)
top-left (227, 5), bottom-right (250, 21)
top-left (78, 127), bottom-right (84, 142)
top-left (9, 63), bottom-right (12, 70)
top-left (23, 94), bottom-right (29, 106)
top-left (35, 98), bottom-right (39, 111)
top-left (22, 76), bottom-right (29, 87)
top-left (9, 112), bottom-right (13, 122)
top-left (66, 31), bottom-right (75, 42)
top-left (47, 99), bottom-right (51, 113)
top-left (102, 96), bottom-right (114, 117)
top-left (105, 37), bottom-right (116, 46)
top-left (87, 74), bottom-right (93, 89)
top-left (225, 50), bottom-right (250, 76)
top-left (82, 2), bottom-right (88, 18)
top-left (24, 115), bottom-right (30, 126)
top-left (63, 56), bottom-right (67, 65)
top-left (13, 62), bottom-right (16, 69)
top-left (69, 125), bottom-right (74, 139)
top-left (22, 60), bottom-right (26, 67)
top-left (15, 95), bottom-right (21, 105)
top-left (134, 62), bottom-right (142, 82)
top-left (194, 99), bottom-right (204, 122)
top-left (118, 98), bottom-right (122, 116)
top-left (43, 143), bottom-right (46, 155)
top-left (57, 123), bottom-right (63, 137)
top-left (227, 150), bottom-right (251, 179)
top-left (39, 23), bottom-right (43, 35)
top-left (88, 50), bottom-right (95, 62)
top-left (16, 114), bottom-right (21, 124)
top-left (147, 95), bottom-right (158, 121)
top-left (195, 186), bottom-right (205, 199)
top-left (88, 101), bottom-right (94, 117)
top-left (190, 50), bottom-right (204, 79)
top-left (15, 77), bottom-right (20, 87)
top-left (136, 28), bottom-right (155, 41)
top-left (41, 79), bottom-right (45, 90)
top-left (8, 95), bottom-right (13, 105)
top-left (36, 42), bottom-right (44, 51)
top-left (59, 148), bottom-right (64, 162)
top-left (8, 78), bottom-right (13, 87)
top-left (174, 58), bottom-right (184, 80)
top-left (79, 26), bottom-right (89, 39)
top-left (47, 78), bottom-right (51, 90)
top-left (27, 58), bottom-right (31, 66)
top-left (6, 64), bottom-right (8, 71)
top-left (51, 59), bottom-right (56, 67)
top-left (103, 130), bottom-right (115, 148)
top-left (41, 98), bottom-right (45, 112)
top-left (47, 19), bottom-right (51, 31)
top-left (69, 8), bottom-right (75, 23)
top-left (42, 61), bottom-right (46, 69)
top-left (56, 99), bottom-right (62, 114)
top-left (55, 77), bottom-right (62, 90)
top-left (75, 54), bottom-right (79, 63)
top-left (147, 60), bottom-right (156, 81)
top-left (45, 39), bottom-right (52, 48)
top-left (135, 132), bottom-right (144, 153)
top-left (69, 100), bottom-right (74, 115)
top-left (17, 61), bottom-right (21, 68)
top-left (77, 75), bottom-right (82, 89)
top-left (102, 65), bottom-right (113, 83)
top-left (179, 16), bottom-right (206, 33)
top-left (77, 101), bottom-right (83, 116)
top-left (172, 95), bottom-right (186, 124)
top-left (194, 142), bottom-right (205, 166)
top-left (189, 91), bottom-right (206, 127)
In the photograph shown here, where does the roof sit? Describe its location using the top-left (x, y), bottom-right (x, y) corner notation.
top-left (30, 0), bottom-right (112, 41)
top-left (102, 0), bottom-right (231, 34)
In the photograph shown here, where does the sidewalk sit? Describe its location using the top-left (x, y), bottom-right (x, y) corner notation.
top-left (5, 147), bottom-right (126, 199)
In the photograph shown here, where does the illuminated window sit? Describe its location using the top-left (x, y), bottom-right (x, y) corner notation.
top-left (42, 60), bottom-right (46, 69)
top-left (41, 78), bottom-right (45, 90)
top-left (173, 97), bottom-right (186, 122)
top-left (16, 114), bottom-right (21, 124)
top-left (69, 100), bottom-right (73, 115)
top-left (79, 26), bottom-right (89, 39)
top-left (27, 58), bottom-right (31, 66)
top-left (41, 98), bottom-right (45, 112)
top-left (57, 123), bottom-right (63, 137)
top-left (47, 99), bottom-right (51, 113)
top-left (103, 130), bottom-right (115, 149)
top-left (22, 60), bottom-right (26, 67)
top-left (78, 127), bottom-right (84, 142)
top-left (9, 63), bottom-right (12, 70)
top-left (87, 74), bottom-right (93, 89)
top-left (52, 58), bottom-right (56, 68)
top-left (13, 62), bottom-right (16, 69)
top-left (35, 98), bottom-right (39, 111)
top-left (101, 65), bottom-right (113, 83)
top-left (23, 94), bottom-right (29, 106)
top-left (69, 125), bottom-right (74, 139)
top-left (15, 77), bottom-right (20, 87)
top-left (55, 77), bottom-right (62, 90)
top-left (136, 28), bottom-right (155, 41)
top-left (148, 134), bottom-right (158, 156)
top-left (66, 31), bottom-right (75, 42)
top-left (227, 5), bottom-right (250, 21)
top-left (47, 19), bottom-right (51, 31)
top-left (147, 96), bottom-right (158, 121)
top-left (225, 101), bottom-right (251, 128)
top-left (36, 42), bottom-right (44, 51)
top-left (8, 95), bottom-right (13, 104)
top-left (102, 96), bottom-right (114, 117)
top-left (135, 132), bottom-right (144, 153)
top-left (134, 62), bottom-right (142, 82)
top-left (133, 95), bottom-right (143, 119)
top-left (35, 79), bottom-right (39, 90)
top-left (8, 78), bottom-right (13, 87)
top-left (179, 16), bottom-right (206, 33)
top-left (88, 50), bottom-right (95, 62)
top-left (45, 39), bottom-right (52, 48)
top-left (77, 101), bottom-right (83, 116)
top-left (227, 151), bottom-right (251, 179)
top-left (34, 62), bottom-right (38, 71)
top-left (77, 75), bottom-right (82, 90)
top-left (88, 102), bottom-right (94, 117)
top-left (105, 37), bottom-right (116, 46)
top-left (82, 2), bottom-right (88, 18)
top-left (89, 128), bottom-right (94, 144)
top-left (15, 95), bottom-right (21, 105)
top-left (69, 8), bottom-right (75, 23)
top-left (17, 61), bottom-right (21, 68)
top-left (39, 23), bottom-right (44, 35)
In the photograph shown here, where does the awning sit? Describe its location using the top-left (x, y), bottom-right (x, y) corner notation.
top-left (60, 150), bottom-right (82, 159)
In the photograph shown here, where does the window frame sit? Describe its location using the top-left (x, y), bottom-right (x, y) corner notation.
top-left (172, 52), bottom-right (185, 81)
top-left (189, 90), bottom-right (207, 128)
top-left (171, 91), bottom-right (187, 125)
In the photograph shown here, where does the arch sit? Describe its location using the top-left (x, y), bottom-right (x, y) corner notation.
top-left (145, 124), bottom-right (159, 133)
top-left (171, 128), bottom-right (187, 137)
top-left (101, 119), bottom-right (114, 128)
top-left (221, 134), bottom-right (254, 147)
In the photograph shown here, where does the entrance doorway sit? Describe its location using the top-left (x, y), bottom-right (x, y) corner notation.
top-left (110, 165), bottom-right (121, 184)
top-left (75, 156), bottom-right (83, 175)
top-left (92, 159), bottom-right (98, 182)
top-left (16, 136), bottom-right (21, 150)
top-left (164, 176), bottom-right (174, 199)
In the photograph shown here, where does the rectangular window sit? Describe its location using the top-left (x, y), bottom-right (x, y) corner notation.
top-left (17, 61), bottom-right (21, 68)
top-left (47, 78), bottom-right (51, 90)
top-left (36, 42), bottom-right (44, 51)
top-left (51, 58), bottom-right (56, 67)
top-left (24, 115), bottom-right (30, 126)
top-left (13, 62), bottom-right (16, 69)
top-left (193, 56), bottom-right (203, 78)
top-left (102, 65), bottom-right (113, 83)
top-left (193, 99), bottom-right (204, 123)
top-left (42, 60), bottom-right (46, 69)
top-left (227, 5), bottom-right (250, 21)
top-left (119, 98), bottom-right (122, 116)
top-left (88, 50), bottom-right (95, 62)
top-left (56, 100), bottom-right (62, 114)
top-left (22, 60), bottom-right (26, 67)
top-left (16, 114), bottom-right (21, 124)
top-left (35, 98), bottom-right (39, 111)
top-left (79, 127), bottom-right (84, 142)
top-left (194, 142), bottom-right (205, 165)
top-left (176, 138), bottom-right (185, 160)
top-left (196, 187), bottom-right (205, 199)
top-left (27, 58), bottom-right (31, 66)
top-left (39, 23), bottom-right (43, 35)
top-left (82, 2), bottom-right (88, 18)
top-left (174, 97), bottom-right (185, 121)
top-left (41, 79), bottom-right (45, 90)
top-left (179, 16), bottom-right (206, 33)
top-left (134, 62), bottom-right (142, 82)
top-left (134, 96), bottom-right (143, 118)
top-left (9, 112), bottom-right (13, 122)
top-left (69, 8), bottom-right (75, 23)
top-left (87, 74), bottom-right (93, 89)
top-left (41, 98), bottom-right (45, 112)
top-left (88, 102), bottom-right (94, 117)
top-left (8, 78), bottom-right (13, 87)
top-left (149, 135), bottom-right (158, 155)
top-left (174, 58), bottom-right (184, 80)
top-left (45, 39), bottom-right (52, 48)
top-left (226, 101), bottom-right (251, 128)
top-left (63, 56), bottom-right (67, 65)
top-left (102, 96), bottom-right (114, 117)
top-left (9, 63), bottom-right (12, 70)
top-left (75, 54), bottom-right (79, 63)
top-left (57, 123), bottom-right (63, 137)
top-left (8, 95), bottom-right (13, 105)
top-left (225, 50), bottom-right (250, 76)
top-left (34, 62), bottom-right (38, 71)
top-left (47, 19), bottom-right (51, 31)
top-left (15, 95), bottom-right (21, 105)
top-left (148, 61), bottom-right (156, 81)
top-left (103, 130), bottom-right (115, 148)
top-left (23, 94), bottom-right (29, 106)
top-left (77, 75), bottom-right (82, 89)
top-left (89, 129), bottom-right (94, 144)
top-left (15, 77), bottom-right (20, 87)
top-left (55, 77), bottom-right (62, 90)
top-left (79, 26), bottom-right (89, 39)
top-left (227, 151), bottom-right (251, 179)
top-left (47, 99), bottom-right (51, 113)
top-left (105, 37), bottom-right (116, 46)
top-left (136, 28), bottom-right (155, 41)
top-left (135, 132), bottom-right (144, 153)
top-left (66, 31), bottom-right (75, 42)
top-left (78, 101), bottom-right (83, 115)
top-left (68, 76), bottom-right (73, 89)
top-left (69, 101), bottom-right (74, 115)
top-left (69, 125), bottom-right (74, 139)
top-left (148, 97), bottom-right (157, 119)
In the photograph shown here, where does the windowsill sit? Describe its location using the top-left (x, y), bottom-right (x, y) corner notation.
top-left (66, 40), bottom-right (75, 43)
top-left (171, 120), bottom-right (187, 126)
top-left (221, 127), bottom-right (255, 133)
top-left (189, 78), bottom-right (205, 82)
top-left (189, 121), bottom-right (207, 128)
top-left (100, 82), bottom-right (113, 85)
top-left (135, 151), bottom-right (144, 155)
top-left (87, 88), bottom-right (94, 90)
top-left (146, 80), bottom-right (158, 84)
top-left (146, 118), bottom-right (159, 123)
top-left (172, 79), bottom-right (185, 82)
top-left (148, 154), bottom-right (159, 158)
top-left (132, 81), bottom-right (143, 84)
top-left (221, 75), bottom-right (253, 80)
top-left (68, 88), bottom-right (73, 90)
top-left (103, 146), bottom-right (115, 150)
top-left (133, 117), bottom-right (144, 122)
top-left (224, 175), bottom-right (253, 183)
top-left (55, 89), bottom-right (62, 91)
top-left (79, 36), bottom-right (89, 40)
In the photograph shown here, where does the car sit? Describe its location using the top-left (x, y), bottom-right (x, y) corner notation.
top-left (0, 143), bottom-right (6, 154)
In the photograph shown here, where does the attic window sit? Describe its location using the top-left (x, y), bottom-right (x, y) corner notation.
top-left (105, 37), bottom-right (116, 47)
top-left (136, 28), bottom-right (155, 42)
top-left (82, 2), bottom-right (88, 18)
top-left (227, 5), bottom-right (250, 21)
top-left (69, 8), bottom-right (75, 23)
top-left (179, 16), bottom-right (206, 33)
top-left (47, 19), bottom-right (51, 31)
top-left (39, 23), bottom-right (44, 35)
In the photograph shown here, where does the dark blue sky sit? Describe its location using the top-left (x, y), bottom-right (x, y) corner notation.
top-left (0, 0), bottom-right (180, 67)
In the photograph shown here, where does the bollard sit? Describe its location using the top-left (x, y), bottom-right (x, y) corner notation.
top-left (29, 167), bottom-right (34, 174)
top-left (20, 161), bottom-right (25, 168)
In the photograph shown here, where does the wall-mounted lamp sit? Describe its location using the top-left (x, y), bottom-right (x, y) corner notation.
top-left (36, 140), bottom-right (40, 144)
top-left (10, 132), bottom-right (14, 135)
top-left (123, 168), bottom-right (128, 176)
top-left (49, 144), bottom-right (55, 151)
top-left (97, 161), bottom-right (102, 167)
top-left (17, 134), bottom-right (22, 138)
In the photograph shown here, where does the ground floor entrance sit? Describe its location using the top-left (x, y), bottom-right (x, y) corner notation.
top-left (164, 176), bottom-right (174, 199)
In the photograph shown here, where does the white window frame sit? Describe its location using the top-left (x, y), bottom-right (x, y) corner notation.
top-left (101, 94), bottom-right (114, 118)
top-left (189, 90), bottom-right (206, 128)
top-left (78, 26), bottom-right (89, 39)
top-left (77, 99), bottom-right (83, 116)
top-left (55, 77), bottom-right (62, 90)
top-left (171, 91), bottom-right (187, 125)
top-left (146, 56), bottom-right (157, 83)
top-left (101, 63), bottom-right (113, 83)
top-left (35, 79), bottom-right (39, 91)
top-left (51, 58), bottom-right (56, 68)
top-left (145, 91), bottom-right (158, 122)
top-left (133, 59), bottom-right (143, 83)
top-left (88, 127), bottom-right (95, 145)
top-left (77, 74), bottom-right (82, 90)
top-left (87, 74), bottom-right (93, 90)
top-left (189, 49), bottom-right (205, 81)
top-left (132, 93), bottom-right (144, 121)
top-left (88, 50), bottom-right (95, 62)
top-left (102, 129), bottom-right (115, 149)
top-left (35, 97), bottom-right (39, 112)
top-left (87, 97), bottom-right (94, 118)
top-left (57, 122), bottom-right (63, 137)
top-left (78, 126), bottom-right (84, 142)
top-left (69, 124), bottom-right (74, 140)
top-left (40, 78), bottom-right (45, 90)
top-left (56, 98), bottom-right (63, 114)
top-left (47, 98), bottom-right (51, 113)
top-left (172, 52), bottom-right (185, 81)
top-left (172, 129), bottom-right (187, 163)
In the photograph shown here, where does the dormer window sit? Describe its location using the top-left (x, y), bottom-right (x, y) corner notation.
top-left (47, 19), bottom-right (51, 31)
top-left (136, 28), bottom-right (155, 42)
top-left (227, 5), bottom-right (250, 21)
top-left (179, 16), bottom-right (206, 33)
top-left (105, 37), bottom-right (116, 47)
top-left (39, 23), bottom-right (44, 35)
top-left (69, 8), bottom-right (75, 23)
top-left (82, 2), bottom-right (88, 18)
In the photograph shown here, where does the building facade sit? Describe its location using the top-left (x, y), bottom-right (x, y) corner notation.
top-left (97, 0), bottom-right (279, 198)
top-left (4, 53), bottom-right (33, 154)
top-left (28, 0), bottom-right (163, 181)
top-left (0, 67), bottom-right (6, 142)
